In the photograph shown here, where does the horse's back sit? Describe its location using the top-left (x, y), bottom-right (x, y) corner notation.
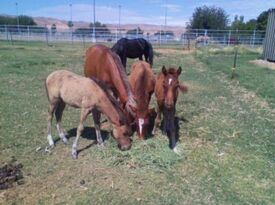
top-left (84, 44), bottom-right (111, 77)
top-left (46, 70), bottom-right (101, 107)
top-left (129, 61), bottom-right (155, 97)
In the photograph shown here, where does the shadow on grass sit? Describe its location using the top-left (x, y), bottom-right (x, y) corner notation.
top-left (54, 127), bottom-right (110, 155)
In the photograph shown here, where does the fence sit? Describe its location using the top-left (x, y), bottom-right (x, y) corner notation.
top-left (0, 25), bottom-right (266, 47)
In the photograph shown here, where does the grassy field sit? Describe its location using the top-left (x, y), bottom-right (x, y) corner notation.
top-left (0, 41), bottom-right (274, 205)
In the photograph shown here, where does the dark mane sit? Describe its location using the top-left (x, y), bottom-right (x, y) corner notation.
top-left (90, 77), bottom-right (127, 124)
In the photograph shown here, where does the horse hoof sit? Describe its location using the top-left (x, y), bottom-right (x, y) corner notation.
top-left (98, 143), bottom-right (105, 148)
top-left (72, 151), bottom-right (78, 159)
top-left (62, 138), bottom-right (68, 144)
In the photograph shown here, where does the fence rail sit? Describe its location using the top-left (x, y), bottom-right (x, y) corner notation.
top-left (0, 25), bottom-right (266, 47)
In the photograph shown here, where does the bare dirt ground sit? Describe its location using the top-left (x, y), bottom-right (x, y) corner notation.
top-left (250, 59), bottom-right (275, 70)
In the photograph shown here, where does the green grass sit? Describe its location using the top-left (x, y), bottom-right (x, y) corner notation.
top-left (0, 41), bottom-right (274, 205)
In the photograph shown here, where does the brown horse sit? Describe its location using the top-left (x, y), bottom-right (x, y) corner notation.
top-left (84, 44), bottom-right (136, 115)
top-left (128, 61), bottom-right (156, 139)
top-left (153, 66), bottom-right (188, 152)
top-left (45, 70), bottom-right (132, 159)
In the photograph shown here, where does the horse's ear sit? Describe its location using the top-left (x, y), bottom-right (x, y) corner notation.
top-left (162, 66), bottom-right (167, 75)
top-left (177, 66), bottom-right (182, 75)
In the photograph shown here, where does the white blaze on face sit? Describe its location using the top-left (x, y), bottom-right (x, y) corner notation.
top-left (138, 118), bottom-right (145, 134)
top-left (168, 78), bottom-right (173, 85)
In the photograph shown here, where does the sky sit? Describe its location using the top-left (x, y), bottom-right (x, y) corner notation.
top-left (0, 0), bottom-right (274, 26)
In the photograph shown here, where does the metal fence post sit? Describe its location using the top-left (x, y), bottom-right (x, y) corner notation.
top-left (5, 25), bottom-right (8, 41)
top-left (204, 29), bottom-right (207, 46)
top-left (27, 26), bottom-right (30, 42)
top-left (228, 30), bottom-right (231, 46)
top-left (252, 29), bottom-right (256, 47)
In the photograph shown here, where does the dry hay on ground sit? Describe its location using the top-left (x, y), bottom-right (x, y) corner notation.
top-left (250, 59), bottom-right (275, 70)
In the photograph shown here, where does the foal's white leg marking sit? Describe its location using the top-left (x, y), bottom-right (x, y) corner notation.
top-left (95, 125), bottom-right (104, 146)
top-left (173, 146), bottom-right (180, 155)
top-left (47, 120), bottom-right (54, 147)
top-left (56, 124), bottom-right (68, 144)
top-left (138, 118), bottom-right (144, 135)
top-left (168, 78), bottom-right (173, 85)
top-left (47, 135), bottom-right (54, 147)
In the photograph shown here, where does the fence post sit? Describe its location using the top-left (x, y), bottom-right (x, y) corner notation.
top-left (204, 29), bottom-right (207, 46)
top-left (45, 25), bottom-right (49, 46)
top-left (5, 25), bottom-right (8, 41)
top-left (252, 29), bottom-right (256, 47)
top-left (27, 26), bottom-right (30, 42)
top-left (228, 30), bottom-right (231, 46)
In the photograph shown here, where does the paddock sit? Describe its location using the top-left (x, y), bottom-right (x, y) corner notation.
top-left (0, 41), bottom-right (274, 204)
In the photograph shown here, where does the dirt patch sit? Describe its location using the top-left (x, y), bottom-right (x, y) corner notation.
top-left (0, 161), bottom-right (24, 190)
top-left (250, 59), bottom-right (275, 70)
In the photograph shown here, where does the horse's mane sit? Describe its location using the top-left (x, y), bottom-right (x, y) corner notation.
top-left (90, 77), bottom-right (127, 124)
top-left (110, 52), bottom-right (135, 103)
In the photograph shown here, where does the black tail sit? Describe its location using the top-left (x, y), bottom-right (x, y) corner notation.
top-left (147, 41), bottom-right (154, 67)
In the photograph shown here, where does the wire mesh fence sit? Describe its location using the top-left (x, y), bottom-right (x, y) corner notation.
top-left (0, 25), bottom-right (266, 47)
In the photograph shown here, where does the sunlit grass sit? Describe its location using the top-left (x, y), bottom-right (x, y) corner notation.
top-left (0, 41), bottom-right (274, 204)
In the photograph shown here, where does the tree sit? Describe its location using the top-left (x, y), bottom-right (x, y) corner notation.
top-left (51, 24), bottom-right (57, 35)
top-left (256, 10), bottom-right (268, 30)
top-left (188, 6), bottom-right (229, 29)
top-left (67, 21), bottom-right (73, 28)
top-left (126, 27), bottom-right (143, 35)
top-left (18, 15), bottom-right (36, 25)
top-left (0, 15), bottom-right (36, 25)
top-left (89, 21), bottom-right (111, 36)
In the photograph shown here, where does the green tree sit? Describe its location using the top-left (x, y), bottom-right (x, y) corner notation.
top-left (18, 15), bottom-right (36, 25)
top-left (51, 24), bottom-right (57, 34)
top-left (256, 10), bottom-right (268, 30)
top-left (89, 21), bottom-right (111, 36)
top-left (189, 6), bottom-right (229, 29)
top-left (126, 27), bottom-right (143, 35)
top-left (67, 21), bottom-right (73, 28)
top-left (0, 15), bottom-right (36, 25)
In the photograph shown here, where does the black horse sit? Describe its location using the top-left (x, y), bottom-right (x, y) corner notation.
top-left (111, 38), bottom-right (154, 68)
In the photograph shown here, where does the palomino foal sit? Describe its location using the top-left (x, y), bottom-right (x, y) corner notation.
top-left (153, 66), bottom-right (188, 153)
top-left (45, 70), bottom-right (132, 159)
top-left (128, 61), bottom-right (156, 139)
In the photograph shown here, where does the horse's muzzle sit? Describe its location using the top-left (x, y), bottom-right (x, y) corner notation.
top-left (118, 143), bottom-right (132, 151)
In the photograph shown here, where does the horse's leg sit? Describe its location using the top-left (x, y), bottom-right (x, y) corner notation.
top-left (55, 100), bottom-right (68, 144)
top-left (152, 105), bottom-right (162, 135)
top-left (92, 109), bottom-right (104, 146)
top-left (139, 55), bottom-right (143, 61)
top-left (72, 108), bottom-right (90, 159)
top-left (47, 100), bottom-right (58, 147)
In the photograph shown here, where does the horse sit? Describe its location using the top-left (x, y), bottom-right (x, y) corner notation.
top-left (84, 44), bottom-right (136, 116)
top-left (111, 38), bottom-right (154, 68)
top-left (128, 61), bottom-right (156, 139)
top-left (45, 70), bottom-right (132, 159)
top-left (152, 66), bottom-right (188, 153)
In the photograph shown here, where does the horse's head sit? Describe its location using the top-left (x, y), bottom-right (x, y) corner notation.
top-left (162, 66), bottom-right (183, 110)
top-left (135, 107), bottom-right (156, 139)
top-left (112, 124), bottom-right (132, 151)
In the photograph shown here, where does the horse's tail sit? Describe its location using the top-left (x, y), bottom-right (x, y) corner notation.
top-left (147, 41), bottom-right (154, 67)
